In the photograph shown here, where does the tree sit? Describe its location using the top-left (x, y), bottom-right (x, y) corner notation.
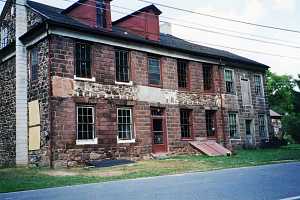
top-left (282, 113), bottom-right (300, 143)
top-left (266, 70), bottom-right (295, 114)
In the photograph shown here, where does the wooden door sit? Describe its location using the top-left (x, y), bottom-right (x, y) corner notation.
top-left (151, 108), bottom-right (167, 153)
top-left (206, 110), bottom-right (216, 138)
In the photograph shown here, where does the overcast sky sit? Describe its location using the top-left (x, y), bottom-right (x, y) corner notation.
top-left (1, 0), bottom-right (300, 78)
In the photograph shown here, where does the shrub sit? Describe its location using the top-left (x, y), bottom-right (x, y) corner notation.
top-left (282, 113), bottom-right (300, 143)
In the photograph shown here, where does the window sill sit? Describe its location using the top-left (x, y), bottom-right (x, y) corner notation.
top-left (230, 138), bottom-right (241, 141)
top-left (117, 139), bottom-right (135, 144)
top-left (74, 76), bottom-right (96, 82)
top-left (76, 138), bottom-right (98, 145)
top-left (181, 138), bottom-right (193, 141)
top-left (115, 81), bottom-right (133, 86)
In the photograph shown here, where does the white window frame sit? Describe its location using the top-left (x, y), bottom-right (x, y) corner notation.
top-left (224, 68), bottom-right (236, 95)
top-left (1, 26), bottom-right (8, 49)
top-left (76, 105), bottom-right (97, 145)
top-left (240, 77), bottom-right (252, 106)
top-left (258, 114), bottom-right (269, 139)
top-left (117, 107), bottom-right (135, 143)
top-left (228, 112), bottom-right (240, 139)
top-left (254, 74), bottom-right (264, 97)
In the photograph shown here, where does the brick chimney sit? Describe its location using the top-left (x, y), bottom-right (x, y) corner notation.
top-left (63, 0), bottom-right (112, 31)
top-left (113, 5), bottom-right (162, 41)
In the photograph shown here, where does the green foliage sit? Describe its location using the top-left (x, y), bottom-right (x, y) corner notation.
top-left (282, 113), bottom-right (300, 143)
top-left (266, 70), bottom-right (295, 114)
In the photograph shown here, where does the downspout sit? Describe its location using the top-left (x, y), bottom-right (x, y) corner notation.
top-left (46, 22), bottom-right (54, 168)
top-left (218, 59), bottom-right (228, 148)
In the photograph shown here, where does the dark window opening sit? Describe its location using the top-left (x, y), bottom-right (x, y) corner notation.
top-left (205, 110), bottom-right (215, 137)
top-left (96, 0), bottom-right (106, 28)
top-left (75, 43), bottom-right (91, 78)
top-left (148, 57), bottom-right (161, 85)
top-left (225, 69), bottom-right (235, 94)
top-left (117, 108), bottom-right (133, 141)
top-left (77, 106), bottom-right (95, 140)
top-left (31, 48), bottom-right (39, 81)
top-left (177, 60), bottom-right (188, 88)
top-left (254, 75), bottom-right (263, 96)
top-left (151, 108), bottom-right (164, 144)
top-left (203, 64), bottom-right (213, 91)
top-left (229, 113), bottom-right (238, 138)
top-left (180, 109), bottom-right (192, 138)
top-left (115, 49), bottom-right (129, 82)
top-left (258, 114), bottom-right (267, 137)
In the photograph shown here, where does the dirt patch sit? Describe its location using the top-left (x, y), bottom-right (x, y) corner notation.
top-left (42, 170), bottom-right (78, 177)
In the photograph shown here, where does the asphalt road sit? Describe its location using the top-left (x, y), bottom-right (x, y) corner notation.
top-left (1, 162), bottom-right (300, 200)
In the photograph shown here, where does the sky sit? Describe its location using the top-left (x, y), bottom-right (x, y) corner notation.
top-left (1, 0), bottom-right (300, 78)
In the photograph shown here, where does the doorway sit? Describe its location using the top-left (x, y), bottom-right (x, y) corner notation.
top-left (151, 108), bottom-right (167, 153)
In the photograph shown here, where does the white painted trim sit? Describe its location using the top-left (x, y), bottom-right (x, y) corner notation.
top-left (117, 139), bottom-right (136, 144)
top-left (228, 112), bottom-right (241, 140)
top-left (224, 68), bottom-right (237, 95)
top-left (76, 106), bottom-right (96, 141)
top-left (74, 75), bottom-right (96, 82)
top-left (76, 138), bottom-right (98, 145)
top-left (115, 81), bottom-right (133, 86)
top-left (1, 51), bottom-right (15, 63)
top-left (25, 31), bottom-right (48, 48)
top-left (117, 107), bottom-right (135, 143)
top-left (49, 27), bottom-right (219, 65)
top-left (254, 74), bottom-right (265, 98)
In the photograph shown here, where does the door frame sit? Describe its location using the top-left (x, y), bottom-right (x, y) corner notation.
top-left (245, 119), bottom-right (255, 145)
top-left (151, 107), bottom-right (168, 153)
top-left (205, 110), bottom-right (217, 139)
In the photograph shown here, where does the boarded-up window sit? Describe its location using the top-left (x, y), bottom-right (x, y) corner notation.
top-left (28, 100), bottom-right (41, 150)
top-left (241, 78), bottom-right (252, 106)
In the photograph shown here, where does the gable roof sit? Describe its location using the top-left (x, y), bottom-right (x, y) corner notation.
top-left (270, 110), bottom-right (283, 118)
top-left (113, 4), bottom-right (162, 25)
top-left (24, 1), bottom-right (269, 69)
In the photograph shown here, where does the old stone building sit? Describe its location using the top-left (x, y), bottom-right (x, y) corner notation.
top-left (0, 0), bottom-right (271, 167)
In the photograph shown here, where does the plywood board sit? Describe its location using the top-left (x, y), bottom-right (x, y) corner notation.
top-left (29, 126), bottom-right (41, 150)
top-left (28, 100), bottom-right (40, 126)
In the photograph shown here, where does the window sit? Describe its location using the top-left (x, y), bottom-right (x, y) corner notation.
top-left (1, 26), bottom-right (8, 48)
top-left (180, 109), bottom-right (192, 139)
top-left (203, 64), bottom-right (213, 91)
top-left (177, 60), bottom-right (188, 88)
top-left (258, 114), bottom-right (267, 137)
top-left (224, 69), bottom-right (235, 94)
top-left (115, 49), bottom-right (130, 83)
top-left (228, 113), bottom-right (239, 138)
top-left (117, 108), bottom-right (134, 141)
top-left (254, 75), bottom-right (263, 96)
top-left (30, 48), bottom-right (39, 81)
top-left (77, 106), bottom-right (95, 140)
top-left (148, 56), bottom-right (161, 85)
top-left (75, 43), bottom-right (91, 78)
top-left (205, 110), bottom-right (215, 137)
top-left (241, 78), bottom-right (251, 106)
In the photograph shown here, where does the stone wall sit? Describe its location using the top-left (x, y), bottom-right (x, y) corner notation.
top-left (27, 39), bottom-right (51, 166)
top-left (47, 35), bottom-right (270, 166)
top-left (0, 57), bottom-right (16, 167)
top-left (0, 1), bottom-right (15, 48)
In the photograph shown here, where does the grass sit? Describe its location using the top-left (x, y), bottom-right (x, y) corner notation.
top-left (1, 144), bottom-right (300, 193)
